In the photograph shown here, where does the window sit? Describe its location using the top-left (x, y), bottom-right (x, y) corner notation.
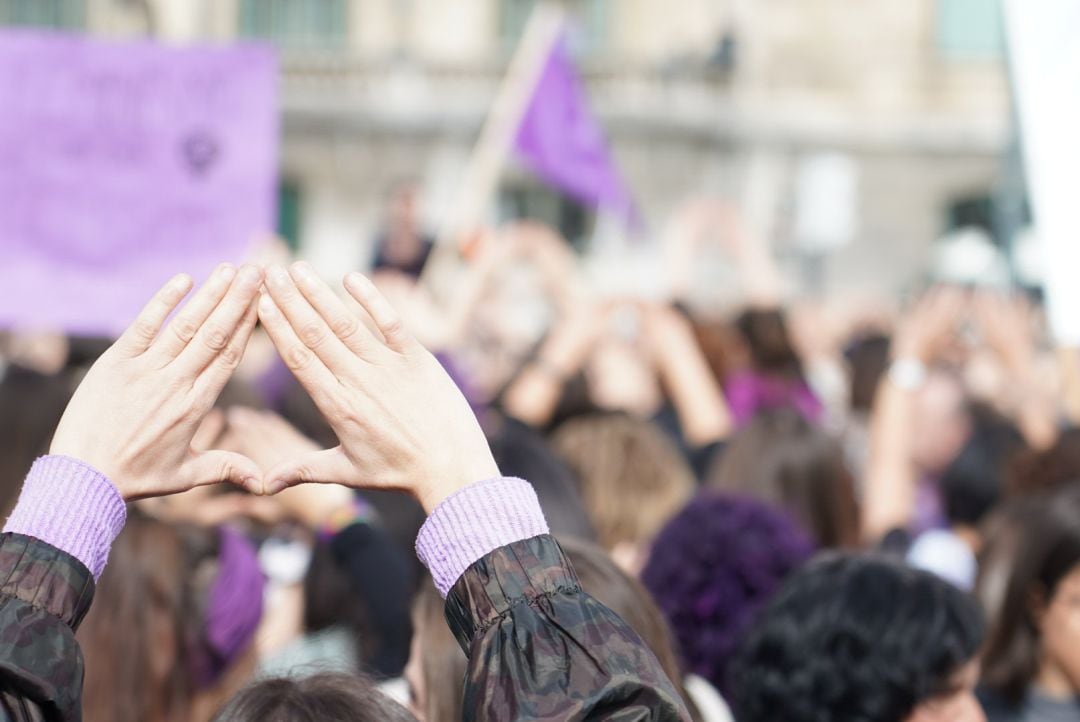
top-left (277, 180), bottom-right (303, 252)
top-left (498, 182), bottom-right (592, 251)
top-left (0, 0), bottom-right (84, 28)
top-left (238, 0), bottom-right (346, 50)
top-left (936, 0), bottom-right (1004, 59)
top-left (500, 0), bottom-right (610, 56)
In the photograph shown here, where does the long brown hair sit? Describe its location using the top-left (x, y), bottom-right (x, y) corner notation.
top-left (78, 512), bottom-right (203, 722)
top-left (707, 408), bottom-right (859, 548)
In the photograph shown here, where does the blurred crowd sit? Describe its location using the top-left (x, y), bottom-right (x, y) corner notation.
top-left (1, 189), bottom-right (1079, 722)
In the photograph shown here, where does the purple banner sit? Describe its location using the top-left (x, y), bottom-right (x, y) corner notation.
top-left (513, 33), bottom-right (635, 223)
top-left (0, 31), bottom-right (278, 336)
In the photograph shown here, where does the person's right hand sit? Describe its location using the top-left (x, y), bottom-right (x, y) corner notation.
top-left (49, 264), bottom-right (265, 500)
top-left (256, 263), bottom-right (500, 513)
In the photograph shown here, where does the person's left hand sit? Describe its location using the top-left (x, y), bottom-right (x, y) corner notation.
top-left (49, 264), bottom-right (265, 500)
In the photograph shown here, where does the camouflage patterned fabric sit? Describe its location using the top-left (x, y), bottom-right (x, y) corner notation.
top-left (0, 533), bottom-right (94, 722)
top-left (445, 534), bottom-right (692, 721)
top-left (0, 531), bottom-right (690, 721)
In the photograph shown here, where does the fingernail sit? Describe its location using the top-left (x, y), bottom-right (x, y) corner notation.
top-left (291, 261), bottom-right (315, 280)
top-left (218, 263), bottom-right (236, 281)
top-left (237, 264), bottom-right (263, 288)
top-left (264, 479), bottom-right (285, 495)
top-left (243, 477), bottom-right (263, 496)
top-left (344, 272), bottom-right (363, 291)
top-left (258, 293), bottom-right (277, 317)
top-left (267, 264), bottom-right (289, 287)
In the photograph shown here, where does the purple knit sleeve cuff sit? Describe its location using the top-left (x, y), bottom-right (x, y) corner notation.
top-left (415, 477), bottom-right (549, 597)
top-left (4, 456), bottom-right (127, 580)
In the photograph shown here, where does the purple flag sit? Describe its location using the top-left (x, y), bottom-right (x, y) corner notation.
top-left (0, 31), bottom-right (278, 336)
top-left (512, 34), bottom-right (635, 221)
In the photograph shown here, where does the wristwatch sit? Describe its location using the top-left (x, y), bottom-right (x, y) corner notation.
top-left (888, 357), bottom-right (927, 392)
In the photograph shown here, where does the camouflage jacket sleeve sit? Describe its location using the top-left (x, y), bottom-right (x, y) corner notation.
top-left (0, 533), bottom-right (95, 722)
top-left (444, 534), bottom-right (691, 721)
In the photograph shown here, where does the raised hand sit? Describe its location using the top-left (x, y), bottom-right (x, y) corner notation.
top-left (49, 263), bottom-right (265, 500)
top-left (257, 263), bottom-right (499, 512)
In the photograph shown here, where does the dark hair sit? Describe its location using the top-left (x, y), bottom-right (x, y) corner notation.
top-left (731, 553), bottom-right (985, 722)
top-left (0, 367), bottom-right (73, 517)
top-left (939, 403), bottom-right (1026, 527)
top-left (979, 486), bottom-right (1080, 705)
top-left (78, 512), bottom-right (205, 722)
top-left (845, 333), bottom-right (890, 413)
top-left (487, 415), bottom-right (596, 541)
top-left (213, 672), bottom-right (415, 722)
top-left (641, 493), bottom-right (814, 695)
top-left (734, 308), bottom-right (803, 380)
top-left (1007, 426), bottom-right (1080, 497)
top-left (707, 408), bottom-right (859, 547)
top-left (304, 520), bottom-right (414, 679)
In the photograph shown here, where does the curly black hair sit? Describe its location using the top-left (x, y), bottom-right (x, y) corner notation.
top-left (730, 553), bottom-right (984, 722)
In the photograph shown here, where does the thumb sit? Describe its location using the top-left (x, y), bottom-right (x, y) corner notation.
top-left (263, 447), bottom-right (355, 495)
top-left (181, 450), bottom-right (264, 495)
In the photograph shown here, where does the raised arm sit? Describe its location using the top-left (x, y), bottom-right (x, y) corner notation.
top-left (257, 262), bottom-right (691, 721)
top-left (0, 264), bottom-right (264, 720)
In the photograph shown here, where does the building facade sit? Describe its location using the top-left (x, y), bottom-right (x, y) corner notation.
top-left (1, 0), bottom-right (1012, 302)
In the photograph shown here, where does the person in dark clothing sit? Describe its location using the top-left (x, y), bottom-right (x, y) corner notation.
top-left (0, 263), bottom-right (689, 721)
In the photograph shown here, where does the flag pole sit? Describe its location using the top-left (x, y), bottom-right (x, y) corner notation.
top-left (423, 2), bottom-right (565, 281)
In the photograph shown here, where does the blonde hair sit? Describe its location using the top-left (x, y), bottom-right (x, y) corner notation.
top-left (552, 414), bottom-right (694, 549)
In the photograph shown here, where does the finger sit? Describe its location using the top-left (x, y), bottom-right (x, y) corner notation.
top-left (265, 264), bottom-right (356, 372)
top-left (290, 261), bottom-right (380, 357)
top-left (263, 446), bottom-right (355, 495)
top-left (256, 292), bottom-right (341, 406)
top-left (174, 264), bottom-right (263, 375)
top-left (151, 263), bottom-right (237, 362)
top-left (192, 295), bottom-right (259, 399)
top-left (191, 408), bottom-right (226, 452)
top-left (115, 273), bottom-right (193, 357)
top-left (180, 450), bottom-right (263, 495)
top-left (343, 272), bottom-right (415, 353)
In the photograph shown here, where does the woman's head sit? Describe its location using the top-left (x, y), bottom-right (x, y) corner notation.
top-left (979, 486), bottom-right (1080, 704)
top-left (731, 554), bottom-right (986, 722)
top-left (214, 673), bottom-right (414, 722)
top-left (641, 493), bottom-right (814, 694)
top-left (79, 513), bottom-right (264, 722)
top-left (551, 413), bottom-right (694, 567)
top-left (707, 408), bottom-right (858, 547)
top-left (734, 307), bottom-right (803, 379)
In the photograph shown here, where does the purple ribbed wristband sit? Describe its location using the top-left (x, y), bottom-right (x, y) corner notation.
top-left (4, 456), bottom-right (127, 580)
top-left (415, 477), bottom-right (549, 597)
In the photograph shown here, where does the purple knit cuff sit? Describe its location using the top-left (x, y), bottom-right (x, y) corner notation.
top-left (415, 477), bottom-right (549, 597)
top-left (4, 456), bottom-right (127, 580)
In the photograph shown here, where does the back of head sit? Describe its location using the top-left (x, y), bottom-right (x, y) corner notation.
top-left (1007, 426), bottom-right (1080, 497)
top-left (939, 403), bottom-right (1026, 528)
top-left (734, 307), bottom-right (803, 379)
top-left (979, 486), bottom-right (1080, 705)
top-left (707, 408), bottom-right (858, 547)
top-left (551, 413), bottom-right (694, 550)
top-left (641, 493), bottom-right (814, 694)
top-left (845, 333), bottom-right (890, 414)
top-left (78, 512), bottom-right (197, 722)
top-left (214, 673), bottom-right (415, 722)
top-left (731, 553), bottom-right (984, 722)
top-left (487, 415), bottom-right (596, 541)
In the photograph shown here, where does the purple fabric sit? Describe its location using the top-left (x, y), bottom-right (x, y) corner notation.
top-left (0, 30), bottom-right (278, 336)
top-left (513, 33), bottom-right (636, 223)
top-left (191, 526), bottom-right (265, 689)
top-left (725, 371), bottom-right (824, 427)
top-left (3, 455), bottom-right (127, 580)
top-left (254, 356), bottom-right (294, 411)
top-left (415, 477), bottom-right (550, 597)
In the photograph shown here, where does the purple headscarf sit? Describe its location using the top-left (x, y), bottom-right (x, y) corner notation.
top-left (190, 526), bottom-right (265, 689)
